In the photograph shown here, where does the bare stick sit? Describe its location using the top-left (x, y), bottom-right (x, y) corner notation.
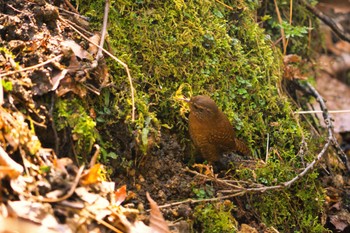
top-left (96, 0), bottom-right (110, 60)
top-left (266, 133), bottom-right (270, 163)
top-left (19, 165), bottom-right (85, 203)
top-left (158, 81), bottom-right (344, 209)
top-left (295, 110), bottom-right (350, 114)
top-left (273, 0), bottom-right (287, 54)
top-left (0, 54), bottom-right (63, 78)
top-left (301, 0), bottom-right (350, 43)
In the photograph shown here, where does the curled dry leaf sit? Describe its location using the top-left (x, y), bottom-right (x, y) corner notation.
top-left (146, 192), bottom-right (171, 233)
top-left (80, 164), bottom-right (102, 185)
top-left (0, 145), bottom-right (23, 179)
top-left (51, 69), bottom-right (68, 91)
top-left (88, 34), bottom-right (101, 55)
top-left (115, 185), bottom-right (127, 206)
top-left (61, 40), bottom-right (93, 60)
top-left (283, 54), bottom-right (308, 80)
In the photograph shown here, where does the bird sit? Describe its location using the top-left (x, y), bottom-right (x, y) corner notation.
top-left (183, 95), bottom-right (251, 165)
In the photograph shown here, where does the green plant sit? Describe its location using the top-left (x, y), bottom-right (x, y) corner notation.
top-left (278, 20), bottom-right (309, 38)
top-left (55, 98), bottom-right (99, 162)
top-left (193, 184), bottom-right (215, 199)
top-left (194, 202), bottom-right (237, 233)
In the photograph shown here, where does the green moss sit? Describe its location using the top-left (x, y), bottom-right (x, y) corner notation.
top-left (252, 173), bottom-right (327, 232)
top-left (77, 0), bottom-right (326, 231)
top-left (194, 202), bottom-right (237, 233)
top-left (55, 98), bottom-right (99, 162)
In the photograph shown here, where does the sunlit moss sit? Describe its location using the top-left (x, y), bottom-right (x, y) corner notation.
top-left (77, 0), bottom-right (326, 231)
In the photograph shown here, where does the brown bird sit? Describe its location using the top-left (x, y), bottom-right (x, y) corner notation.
top-left (184, 95), bottom-right (250, 164)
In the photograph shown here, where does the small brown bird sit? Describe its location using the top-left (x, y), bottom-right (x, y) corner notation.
top-left (184, 95), bottom-right (250, 164)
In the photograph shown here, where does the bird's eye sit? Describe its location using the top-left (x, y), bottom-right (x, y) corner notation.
top-left (193, 104), bottom-right (203, 112)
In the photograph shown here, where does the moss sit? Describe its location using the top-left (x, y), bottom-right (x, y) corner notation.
top-left (77, 0), bottom-right (326, 231)
top-left (194, 202), bottom-right (238, 233)
top-left (251, 173), bottom-right (327, 232)
top-left (55, 97), bottom-right (99, 162)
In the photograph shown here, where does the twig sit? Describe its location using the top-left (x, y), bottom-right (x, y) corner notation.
top-left (21, 165), bottom-right (85, 203)
top-left (301, 0), bottom-right (350, 43)
top-left (266, 133), bottom-right (269, 163)
top-left (49, 93), bottom-right (59, 155)
top-left (60, 17), bottom-right (136, 122)
top-left (58, 7), bottom-right (90, 20)
top-left (295, 110), bottom-right (350, 114)
top-left (158, 81), bottom-right (344, 209)
top-left (64, 0), bottom-right (79, 14)
top-left (0, 54), bottom-right (63, 78)
top-left (273, 0), bottom-right (287, 54)
top-left (184, 167), bottom-right (245, 189)
top-left (157, 192), bottom-right (245, 209)
top-left (85, 210), bottom-right (123, 233)
top-left (89, 144), bottom-right (100, 168)
top-left (297, 82), bottom-right (350, 168)
top-left (214, 0), bottom-right (233, 10)
top-left (96, 0), bottom-right (110, 60)
top-left (284, 82), bottom-right (334, 186)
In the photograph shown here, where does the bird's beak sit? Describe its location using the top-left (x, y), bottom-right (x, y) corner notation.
top-left (178, 97), bottom-right (190, 103)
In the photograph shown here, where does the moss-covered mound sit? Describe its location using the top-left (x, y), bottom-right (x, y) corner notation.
top-left (73, 0), bottom-right (326, 231)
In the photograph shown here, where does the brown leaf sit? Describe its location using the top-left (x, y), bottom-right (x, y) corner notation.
top-left (146, 192), bottom-right (171, 233)
top-left (88, 34), bottom-right (101, 55)
top-left (81, 164), bottom-right (102, 185)
top-left (115, 185), bottom-right (127, 206)
top-left (61, 40), bottom-right (93, 60)
top-left (50, 69), bottom-right (68, 91)
top-left (0, 145), bottom-right (23, 179)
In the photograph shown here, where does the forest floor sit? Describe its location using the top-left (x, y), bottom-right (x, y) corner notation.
top-left (1, 0), bottom-right (350, 232)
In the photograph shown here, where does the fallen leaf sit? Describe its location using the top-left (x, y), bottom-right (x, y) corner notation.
top-left (81, 164), bottom-right (102, 185)
top-left (147, 192), bottom-right (171, 233)
top-left (61, 40), bottom-right (93, 60)
top-left (115, 185), bottom-right (127, 206)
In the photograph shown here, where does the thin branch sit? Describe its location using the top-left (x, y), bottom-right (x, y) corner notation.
top-left (60, 17), bottom-right (136, 122)
top-left (295, 110), bottom-right (350, 114)
top-left (19, 165), bottom-right (85, 203)
top-left (158, 81), bottom-right (344, 209)
top-left (273, 0), bottom-right (287, 54)
top-left (301, 0), bottom-right (350, 43)
top-left (266, 133), bottom-right (270, 163)
top-left (214, 0), bottom-right (233, 11)
top-left (295, 82), bottom-right (350, 171)
top-left (0, 54), bottom-right (63, 78)
top-left (64, 0), bottom-right (79, 14)
top-left (96, 0), bottom-right (110, 60)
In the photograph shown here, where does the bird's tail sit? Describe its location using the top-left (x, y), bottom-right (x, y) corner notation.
top-left (234, 138), bottom-right (251, 157)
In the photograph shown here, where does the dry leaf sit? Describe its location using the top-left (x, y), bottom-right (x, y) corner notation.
top-left (146, 192), bottom-right (171, 233)
top-left (0, 145), bottom-right (23, 179)
top-left (81, 164), bottom-right (102, 185)
top-left (61, 40), bottom-right (93, 60)
top-left (115, 185), bottom-right (127, 206)
top-left (51, 69), bottom-right (68, 91)
top-left (88, 34), bottom-right (101, 55)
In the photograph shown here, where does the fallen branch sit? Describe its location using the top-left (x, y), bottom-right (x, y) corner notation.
top-left (301, 0), bottom-right (350, 43)
top-left (158, 81), bottom-right (345, 208)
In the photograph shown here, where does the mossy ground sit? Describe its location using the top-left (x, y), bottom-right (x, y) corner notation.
top-left (65, 0), bottom-right (327, 231)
